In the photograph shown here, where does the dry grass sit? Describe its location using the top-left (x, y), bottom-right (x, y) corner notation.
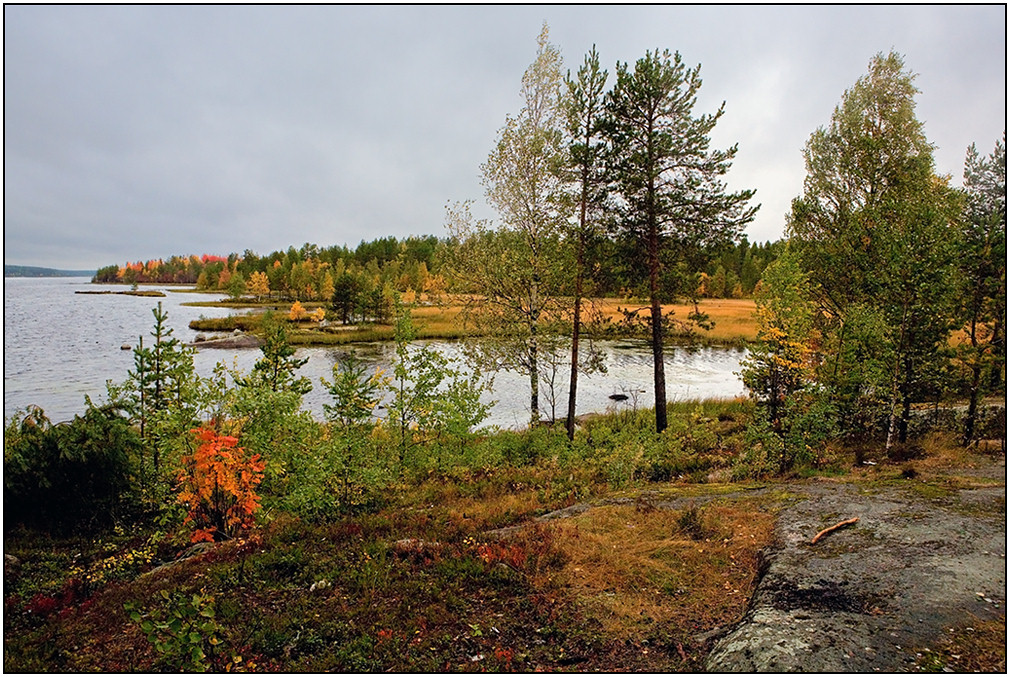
top-left (544, 501), bottom-right (775, 637)
top-left (592, 297), bottom-right (758, 342)
top-left (426, 296), bottom-right (758, 343)
top-left (918, 617), bottom-right (1007, 672)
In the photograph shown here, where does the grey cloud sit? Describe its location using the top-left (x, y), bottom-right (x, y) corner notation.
top-left (4, 5), bottom-right (1005, 269)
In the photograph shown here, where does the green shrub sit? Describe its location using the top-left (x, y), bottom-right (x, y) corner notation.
top-left (4, 405), bottom-right (140, 533)
top-left (126, 589), bottom-right (225, 672)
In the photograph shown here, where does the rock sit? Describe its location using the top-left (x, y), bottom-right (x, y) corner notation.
top-left (608, 393), bottom-right (629, 402)
top-left (393, 538), bottom-right (442, 560)
top-left (121, 344), bottom-right (131, 350)
top-left (188, 334), bottom-right (262, 349)
top-left (309, 579), bottom-right (331, 593)
top-left (4, 554), bottom-right (21, 580)
top-left (705, 480), bottom-right (1007, 673)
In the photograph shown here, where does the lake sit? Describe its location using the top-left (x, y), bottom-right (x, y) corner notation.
top-left (3, 277), bottom-right (748, 427)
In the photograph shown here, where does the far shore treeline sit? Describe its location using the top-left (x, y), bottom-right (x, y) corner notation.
top-left (91, 234), bottom-right (781, 303)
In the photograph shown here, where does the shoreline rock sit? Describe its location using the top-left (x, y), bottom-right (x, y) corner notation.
top-left (188, 334), bottom-right (262, 349)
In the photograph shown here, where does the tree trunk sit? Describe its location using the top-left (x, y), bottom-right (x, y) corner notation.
top-left (964, 363), bottom-right (982, 447)
top-left (649, 218), bottom-right (667, 433)
top-left (566, 223), bottom-right (587, 441)
top-left (529, 324), bottom-right (540, 426)
top-left (899, 389), bottom-right (911, 444)
top-left (884, 302), bottom-right (910, 457)
top-left (963, 314), bottom-right (983, 447)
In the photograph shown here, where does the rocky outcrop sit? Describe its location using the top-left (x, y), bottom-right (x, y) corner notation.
top-left (705, 475), bottom-right (1006, 672)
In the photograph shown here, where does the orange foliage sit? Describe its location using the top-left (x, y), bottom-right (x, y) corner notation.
top-left (289, 301), bottom-right (308, 321)
top-left (176, 428), bottom-right (266, 543)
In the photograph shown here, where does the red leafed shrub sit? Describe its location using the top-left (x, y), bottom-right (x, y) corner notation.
top-left (24, 578), bottom-right (87, 619)
top-left (25, 593), bottom-right (58, 617)
top-left (477, 542), bottom-right (527, 569)
top-left (177, 428), bottom-right (266, 543)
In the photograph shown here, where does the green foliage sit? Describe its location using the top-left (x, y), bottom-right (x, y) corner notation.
top-left (126, 590), bottom-right (225, 672)
top-left (387, 302), bottom-right (490, 472)
top-left (330, 271), bottom-right (364, 324)
top-left (740, 248), bottom-right (822, 461)
top-left (239, 313), bottom-right (311, 395)
top-left (112, 303), bottom-right (202, 493)
top-left (4, 404), bottom-right (140, 533)
top-left (788, 52), bottom-right (964, 449)
top-left (604, 48), bottom-right (756, 432)
top-left (955, 135), bottom-right (1007, 445)
top-left (320, 353), bottom-right (390, 510)
top-left (734, 390), bottom-right (837, 478)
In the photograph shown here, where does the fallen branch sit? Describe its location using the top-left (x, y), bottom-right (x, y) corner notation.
top-left (811, 517), bottom-right (860, 544)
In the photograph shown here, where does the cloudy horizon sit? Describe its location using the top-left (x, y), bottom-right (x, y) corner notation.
top-left (4, 5), bottom-right (1006, 270)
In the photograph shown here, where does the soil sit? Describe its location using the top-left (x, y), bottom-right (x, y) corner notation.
top-left (704, 457), bottom-right (1006, 672)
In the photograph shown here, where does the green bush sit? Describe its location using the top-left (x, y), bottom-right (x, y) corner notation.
top-left (4, 405), bottom-right (140, 533)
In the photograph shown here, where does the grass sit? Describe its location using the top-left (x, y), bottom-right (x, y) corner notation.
top-left (917, 617), bottom-right (1007, 672)
top-left (2, 474), bottom-right (774, 672)
top-left (552, 501), bottom-right (775, 641)
top-left (592, 297), bottom-right (758, 343)
top-left (186, 296), bottom-right (759, 347)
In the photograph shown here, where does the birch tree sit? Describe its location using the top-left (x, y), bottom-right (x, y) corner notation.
top-left (788, 52), bottom-right (962, 452)
top-left (444, 23), bottom-right (569, 426)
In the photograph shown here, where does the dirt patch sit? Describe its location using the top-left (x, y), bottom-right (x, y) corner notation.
top-left (705, 471), bottom-right (1006, 672)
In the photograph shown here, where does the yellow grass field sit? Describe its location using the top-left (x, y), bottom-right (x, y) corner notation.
top-left (411, 296), bottom-right (759, 343)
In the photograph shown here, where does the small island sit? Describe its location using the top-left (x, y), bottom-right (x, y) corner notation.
top-left (75, 289), bottom-right (166, 297)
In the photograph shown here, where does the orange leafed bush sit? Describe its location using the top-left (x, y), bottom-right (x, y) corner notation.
top-left (177, 428), bottom-right (266, 543)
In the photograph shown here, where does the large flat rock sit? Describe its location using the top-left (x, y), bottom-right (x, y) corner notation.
top-left (706, 476), bottom-right (1006, 672)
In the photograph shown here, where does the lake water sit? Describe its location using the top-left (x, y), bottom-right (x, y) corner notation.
top-left (3, 277), bottom-right (747, 427)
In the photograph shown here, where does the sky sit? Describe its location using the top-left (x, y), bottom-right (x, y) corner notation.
top-left (4, 4), bottom-right (1006, 270)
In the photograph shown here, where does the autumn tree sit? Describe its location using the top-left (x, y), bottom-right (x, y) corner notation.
top-left (444, 24), bottom-right (569, 426)
top-left (741, 250), bottom-right (816, 427)
top-left (788, 52), bottom-right (963, 452)
top-left (177, 427), bottom-right (265, 542)
top-left (289, 300), bottom-right (308, 321)
top-left (605, 49), bottom-right (757, 432)
top-left (247, 270), bottom-right (270, 300)
top-left (956, 135), bottom-right (1007, 446)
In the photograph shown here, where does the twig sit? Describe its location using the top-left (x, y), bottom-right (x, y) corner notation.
top-left (811, 517), bottom-right (860, 544)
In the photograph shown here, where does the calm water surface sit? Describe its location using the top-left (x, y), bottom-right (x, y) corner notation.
top-left (4, 278), bottom-right (747, 427)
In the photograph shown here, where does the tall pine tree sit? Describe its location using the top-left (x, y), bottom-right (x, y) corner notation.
top-left (605, 49), bottom-right (756, 432)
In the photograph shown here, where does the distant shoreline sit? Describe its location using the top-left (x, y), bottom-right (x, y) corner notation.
top-left (5, 265), bottom-right (96, 278)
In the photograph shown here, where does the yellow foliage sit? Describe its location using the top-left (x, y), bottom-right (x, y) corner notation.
top-left (289, 301), bottom-right (308, 321)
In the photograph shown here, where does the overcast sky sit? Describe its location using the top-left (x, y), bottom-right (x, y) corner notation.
top-left (4, 4), bottom-right (1006, 270)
